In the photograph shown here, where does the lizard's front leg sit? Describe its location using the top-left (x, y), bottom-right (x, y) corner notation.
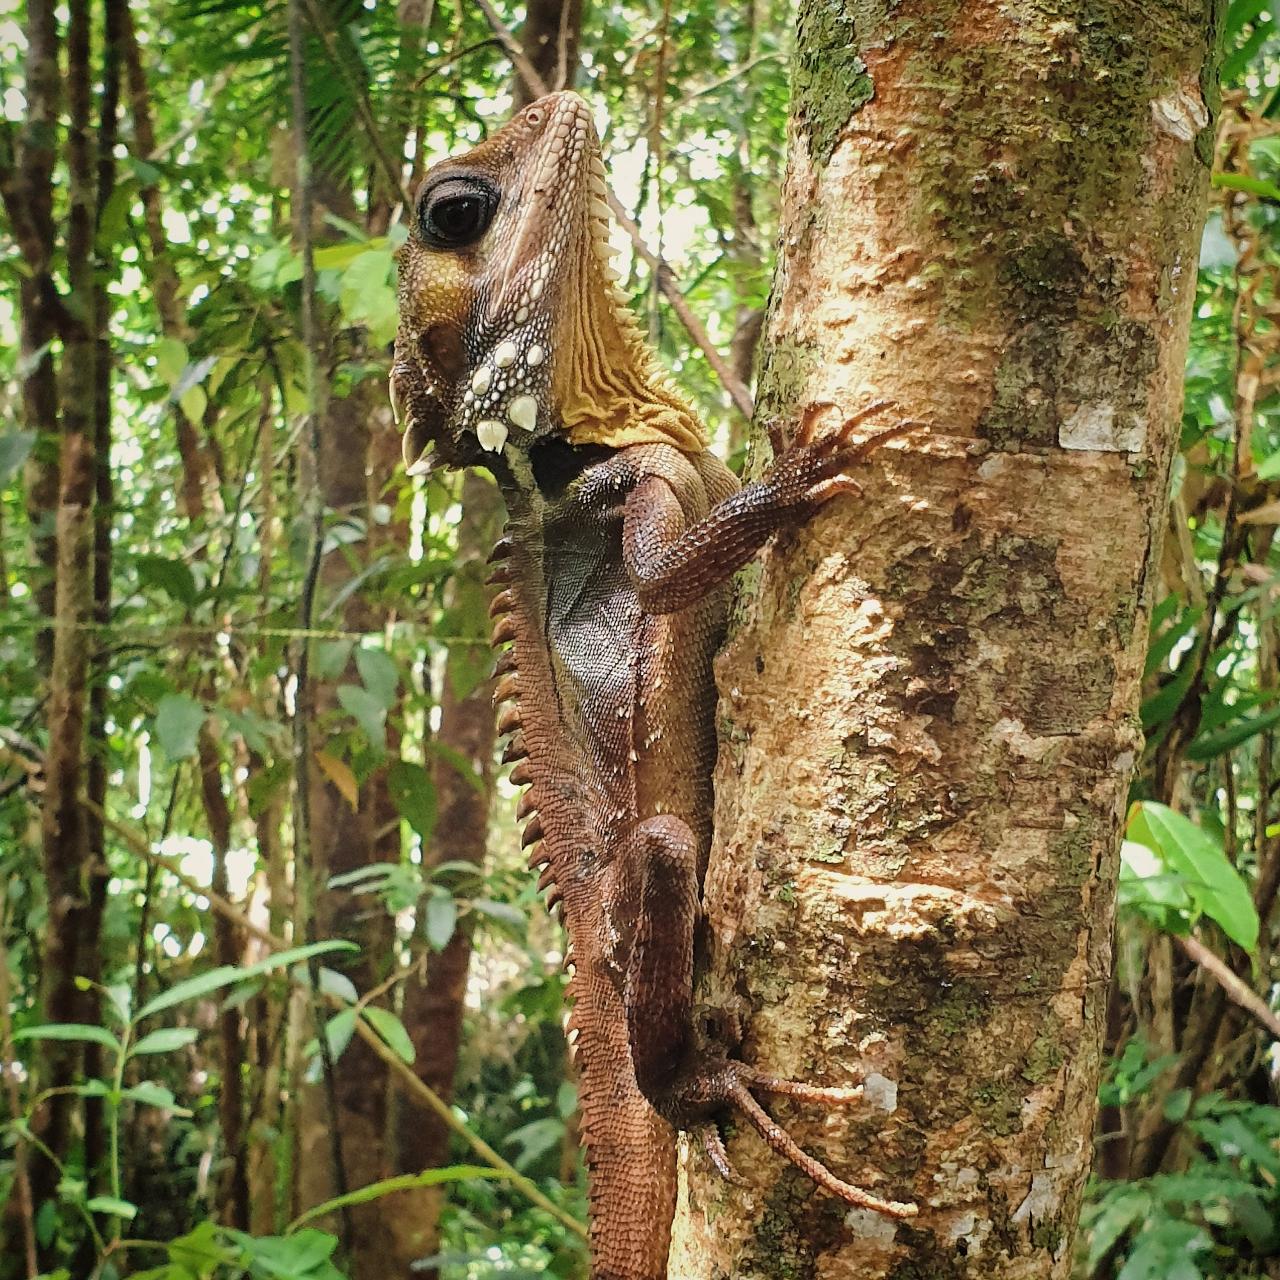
top-left (621, 803), bottom-right (916, 1218)
top-left (623, 409), bottom-right (911, 614)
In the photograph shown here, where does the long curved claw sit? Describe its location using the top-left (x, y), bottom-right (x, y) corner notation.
top-left (699, 1123), bottom-right (746, 1186)
top-left (724, 1075), bottom-right (917, 1219)
top-left (746, 1071), bottom-right (865, 1106)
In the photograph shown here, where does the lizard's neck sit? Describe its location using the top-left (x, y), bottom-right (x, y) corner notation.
top-left (545, 231), bottom-right (705, 454)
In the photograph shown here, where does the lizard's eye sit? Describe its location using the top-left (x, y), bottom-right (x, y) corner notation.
top-left (419, 177), bottom-right (498, 249)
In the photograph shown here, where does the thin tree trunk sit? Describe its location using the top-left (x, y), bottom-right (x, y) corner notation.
top-left (31, 3), bottom-right (99, 1266)
top-left (390, 472), bottom-right (500, 1277)
top-left (670, 3), bottom-right (1218, 1276)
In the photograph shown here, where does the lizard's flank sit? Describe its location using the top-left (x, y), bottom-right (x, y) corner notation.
top-left (392, 90), bottom-right (915, 1280)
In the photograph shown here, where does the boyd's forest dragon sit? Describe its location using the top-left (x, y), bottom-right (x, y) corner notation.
top-left (391, 90), bottom-right (916, 1280)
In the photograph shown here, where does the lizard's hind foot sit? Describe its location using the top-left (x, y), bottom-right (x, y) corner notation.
top-left (681, 1056), bottom-right (917, 1220)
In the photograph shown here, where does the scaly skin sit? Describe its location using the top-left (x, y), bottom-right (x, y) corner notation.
top-left (392, 91), bottom-right (915, 1280)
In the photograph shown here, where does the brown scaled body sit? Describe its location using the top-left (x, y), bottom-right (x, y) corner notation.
top-left (392, 91), bottom-right (914, 1280)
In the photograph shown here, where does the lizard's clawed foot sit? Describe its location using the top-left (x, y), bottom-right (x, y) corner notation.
top-left (763, 400), bottom-right (923, 515)
top-left (673, 1047), bottom-right (918, 1219)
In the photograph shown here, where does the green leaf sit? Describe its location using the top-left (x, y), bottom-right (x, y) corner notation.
top-left (355, 646), bottom-right (399, 708)
top-left (424, 892), bottom-right (457, 951)
top-left (471, 899), bottom-right (525, 929)
top-left (337, 684), bottom-right (386, 749)
top-left (154, 693), bottom-right (206, 761)
top-left (424, 739), bottom-right (485, 794)
top-left (121, 1081), bottom-right (192, 1115)
top-left (328, 1006), bottom-right (359, 1057)
top-left (1188, 703), bottom-right (1280, 760)
top-left (338, 248), bottom-right (397, 345)
top-left (1211, 170), bottom-right (1280, 202)
top-left (505, 1116), bottom-right (566, 1171)
top-left (136, 941), bottom-right (357, 1020)
top-left (134, 552), bottom-right (197, 606)
top-left (0, 431), bottom-right (37, 483)
top-left (226, 1227), bottom-right (336, 1277)
top-left (316, 966), bottom-right (358, 1005)
top-left (287, 1165), bottom-right (503, 1233)
top-left (314, 638), bottom-right (354, 681)
top-left (14, 1022), bottom-right (121, 1053)
top-left (129, 1026), bottom-right (201, 1057)
top-left (387, 760), bottom-right (436, 840)
top-left (1127, 803), bottom-right (1260, 950)
top-left (362, 1006), bottom-right (415, 1064)
top-left (168, 1220), bottom-right (236, 1270)
top-left (86, 1195), bottom-right (138, 1221)
top-left (154, 336), bottom-right (189, 389)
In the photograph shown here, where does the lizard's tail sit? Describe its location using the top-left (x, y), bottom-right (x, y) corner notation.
top-left (565, 943), bottom-right (678, 1280)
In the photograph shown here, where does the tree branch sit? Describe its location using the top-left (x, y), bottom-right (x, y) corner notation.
top-left (1175, 933), bottom-right (1280, 1042)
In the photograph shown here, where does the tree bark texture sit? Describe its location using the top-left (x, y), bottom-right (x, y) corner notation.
top-left (669, 3), bottom-right (1218, 1277)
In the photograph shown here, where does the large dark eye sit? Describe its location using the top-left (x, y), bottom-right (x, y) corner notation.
top-left (419, 176), bottom-right (497, 249)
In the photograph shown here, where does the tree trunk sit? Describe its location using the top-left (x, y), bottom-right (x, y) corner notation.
top-left (30, 2), bottom-right (99, 1264)
top-left (669, 3), bottom-right (1218, 1277)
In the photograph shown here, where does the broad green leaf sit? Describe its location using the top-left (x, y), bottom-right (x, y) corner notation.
top-left (0, 431), bottom-right (37, 483)
top-left (316, 966), bottom-right (358, 1004)
top-left (154, 693), bottom-right (206, 761)
top-left (122, 1081), bottom-right (192, 1115)
top-left (337, 684), bottom-right (386, 749)
top-left (154, 336), bottom-right (188, 388)
top-left (471, 899), bottom-right (525, 929)
top-left (15, 1022), bottom-right (121, 1052)
top-left (424, 739), bottom-right (485, 794)
top-left (338, 248), bottom-right (397, 345)
top-left (313, 638), bottom-right (354, 681)
top-left (218, 707), bottom-right (275, 753)
top-left (137, 941), bottom-right (357, 1020)
top-left (86, 1195), bottom-right (138, 1220)
top-left (1085, 1187), bottom-right (1152, 1270)
top-left (355, 646), bottom-right (399, 708)
top-left (225, 1227), bottom-right (336, 1277)
top-left (424, 892), bottom-right (457, 951)
top-left (362, 1006), bottom-right (415, 1064)
top-left (129, 1026), bottom-right (200, 1057)
top-left (387, 760), bottom-right (436, 840)
top-left (1127, 803), bottom-right (1259, 950)
top-left (324, 1008), bottom-right (358, 1061)
top-left (505, 1116), bottom-right (566, 1170)
top-left (168, 1220), bottom-right (236, 1270)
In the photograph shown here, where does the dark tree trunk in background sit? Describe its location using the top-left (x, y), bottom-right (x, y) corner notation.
top-left (671, 3), bottom-right (1219, 1276)
top-left (391, 470), bottom-right (501, 1275)
top-left (29, 3), bottom-right (100, 1268)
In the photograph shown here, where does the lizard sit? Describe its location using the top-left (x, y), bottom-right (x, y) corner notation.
top-left (391, 90), bottom-right (916, 1280)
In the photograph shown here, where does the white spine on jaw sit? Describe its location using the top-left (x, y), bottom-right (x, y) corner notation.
top-left (508, 394), bottom-right (537, 433)
top-left (476, 419), bottom-right (508, 452)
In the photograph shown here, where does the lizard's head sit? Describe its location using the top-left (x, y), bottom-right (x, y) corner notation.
top-left (392, 90), bottom-right (704, 478)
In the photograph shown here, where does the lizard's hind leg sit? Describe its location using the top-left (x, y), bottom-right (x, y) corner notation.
top-left (623, 817), bottom-right (917, 1219)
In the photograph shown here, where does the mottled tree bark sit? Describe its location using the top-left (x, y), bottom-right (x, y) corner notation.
top-left (670, 3), bottom-right (1217, 1277)
top-left (30, 3), bottom-right (99, 1266)
top-left (390, 477), bottom-right (500, 1277)
top-left (294, 386), bottom-right (400, 1276)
